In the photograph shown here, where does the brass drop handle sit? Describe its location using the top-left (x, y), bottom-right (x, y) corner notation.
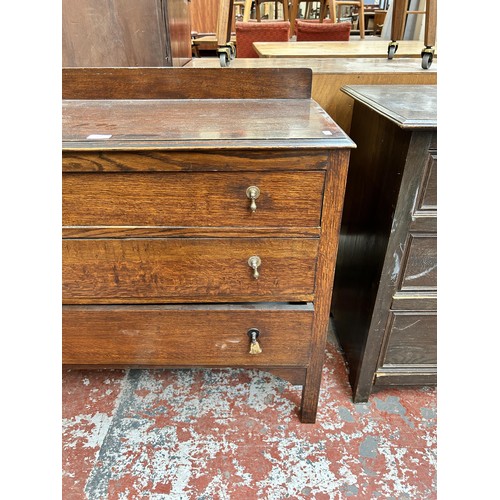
top-left (246, 186), bottom-right (261, 212)
top-left (248, 256), bottom-right (261, 279)
top-left (247, 328), bottom-right (262, 355)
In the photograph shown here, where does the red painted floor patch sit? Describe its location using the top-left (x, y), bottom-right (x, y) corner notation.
top-left (62, 330), bottom-right (436, 499)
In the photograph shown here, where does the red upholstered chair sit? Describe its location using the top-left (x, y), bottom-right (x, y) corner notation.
top-left (235, 21), bottom-right (291, 58)
top-left (295, 19), bottom-right (351, 41)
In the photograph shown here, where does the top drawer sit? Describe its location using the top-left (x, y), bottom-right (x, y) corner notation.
top-left (63, 171), bottom-right (325, 228)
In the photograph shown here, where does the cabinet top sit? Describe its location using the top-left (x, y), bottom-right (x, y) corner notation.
top-left (62, 98), bottom-right (355, 151)
top-left (341, 85), bottom-right (437, 129)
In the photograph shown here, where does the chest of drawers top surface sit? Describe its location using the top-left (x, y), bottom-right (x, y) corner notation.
top-left (62, 98), bottom-right (355, 151)
top-left (341, 85), bottom-right (436, 129)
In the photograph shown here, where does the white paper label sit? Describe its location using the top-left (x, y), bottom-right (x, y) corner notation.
top-left (86, 134), bottom-right (113, 140)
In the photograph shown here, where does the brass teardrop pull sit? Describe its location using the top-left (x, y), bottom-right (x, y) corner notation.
top-left (246, 186), bottom-right (260, 212)
top-left (247, 256), bottom-right (261, 279)
top-left (247, 328), bottom-right (262, 355)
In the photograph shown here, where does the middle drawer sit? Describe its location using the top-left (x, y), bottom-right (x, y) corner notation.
top-left (63, 171), bottom-right (325, 228)
top-left (63, 238), bottom-right (319, 303)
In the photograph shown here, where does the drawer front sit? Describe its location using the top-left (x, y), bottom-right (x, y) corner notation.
top-left (62, 171), bottom-right (325, 228)
top-left (62, 238), bottom-right (318, 303)
top-left (379, 311), bottom-right (437, 367)
top-left (415, 150), bottom-right (437, 214)
top-left (398, 234), bottom-right (437, 291)
top-left (62, 304), bottom-right (314, 367)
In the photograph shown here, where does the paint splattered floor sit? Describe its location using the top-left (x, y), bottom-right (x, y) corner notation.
top-left (62, 324), bottom-right (436, 499)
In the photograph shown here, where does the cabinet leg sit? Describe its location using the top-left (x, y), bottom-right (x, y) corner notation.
top-left (299, 365), bottom-right (324, 423)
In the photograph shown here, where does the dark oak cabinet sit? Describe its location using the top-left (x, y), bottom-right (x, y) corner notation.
top-left (331, 85), bottom-right (437, 403)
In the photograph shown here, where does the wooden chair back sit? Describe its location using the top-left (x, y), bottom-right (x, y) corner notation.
top-left (235, 21), bottom-right (290, 58)
top-left (295, 20), bottom-right (351, 41)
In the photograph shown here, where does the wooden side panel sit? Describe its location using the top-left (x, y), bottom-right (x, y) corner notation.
top-left (63, 171), bottom-right (325, 228)
top-left (300, 149), bottom-right (350, 423)
top-left (62, 0), bottom-right (191, 67)
top-left (166, 0), bottom-right (193, 67)
top-left (62, 68), bottom-right (313, 100)
top-left (331, 105), bottom-right (411, 393)
top-left (63, 238), bottom-right (318, 303)
top-left (63, 305), bottom-right (314, 366)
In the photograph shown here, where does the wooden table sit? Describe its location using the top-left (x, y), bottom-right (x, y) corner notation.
top-left (185, 57), bottom-right (437, 133)
top-left (253, 40), bottom-right (437, 58)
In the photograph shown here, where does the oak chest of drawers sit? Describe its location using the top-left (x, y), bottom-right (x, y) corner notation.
top-left (331, 85), bottom-right (437, 403)
top-left (62, 68), bottom-right (354, 423)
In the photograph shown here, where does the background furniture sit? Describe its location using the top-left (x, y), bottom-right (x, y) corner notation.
top-left (388, 0), bottom-right (436, 68)
top-left (62, 0), bottom-right (191, 67)
top-left (255, 0), bottom-right (289, 20)
top-left (236, 21), bottom-right (291, 57)
top-left (185, 56), bottom-right (437, 134)
top-left (190, 0), bottom-right (223, 33)
top-left (331, 0), bottom-right (365, 38)
top-left (331, 84), bottom-right (437, 402)
top-left (295, 19), bottom-right (351, 40)
top-left (62, 67), bottom-right (354, 423)
top-left (253, 39), bottom-right (437, 58)
top-left (192, 34), bottom-right (237, 58)
top-left (289, 0), bottom-right (335, 34)
top-left (373, 9), bottom-right (388, 35)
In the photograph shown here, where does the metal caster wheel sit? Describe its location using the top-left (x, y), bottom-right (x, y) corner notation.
top-left (229, 43), bottom-right (236, 59)
top-left (219, 51), bottom-right (229, 67)
top-left (388, 42), bottom-right (398, 60)
top-left (421, 49), bottom-right (434, 69)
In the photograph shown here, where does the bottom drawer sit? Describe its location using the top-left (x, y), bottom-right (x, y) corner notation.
top-left (63, 303), bottom-right (314, 367)
top-left (374, 311), bottom-right (437, 387)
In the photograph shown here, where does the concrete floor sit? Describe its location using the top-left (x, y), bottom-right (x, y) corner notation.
top-left (62, 323), bottom-right (436, 499)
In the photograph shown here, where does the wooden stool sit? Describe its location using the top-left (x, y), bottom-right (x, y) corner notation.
top-left (330, 0), bottom-right (365, 39)
top-left (234, 0), bottom-right (246, 20)
top-left (255, 0), bottom-right (289, 21)
top-left (387, 0), bottom-right (436, 69)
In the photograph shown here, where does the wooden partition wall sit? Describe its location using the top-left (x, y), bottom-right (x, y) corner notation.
top-left (62, 0), bottom-right (192, 67)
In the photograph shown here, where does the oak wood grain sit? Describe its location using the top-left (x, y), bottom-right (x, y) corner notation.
top-left (300, 149), bottom-right (350, 423)
top-left (63, 304), bottom-right (314, 366)
top-left (62, 150), bottom-right (329, 173)
top-left (62, 68), bottom-right (312, 100)
top-left (63, 238), bottom-right (319, 303)
top-left (63, 171), bottom-right (325, 228)
top-left (61, 70), bottom-right (353, 422)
